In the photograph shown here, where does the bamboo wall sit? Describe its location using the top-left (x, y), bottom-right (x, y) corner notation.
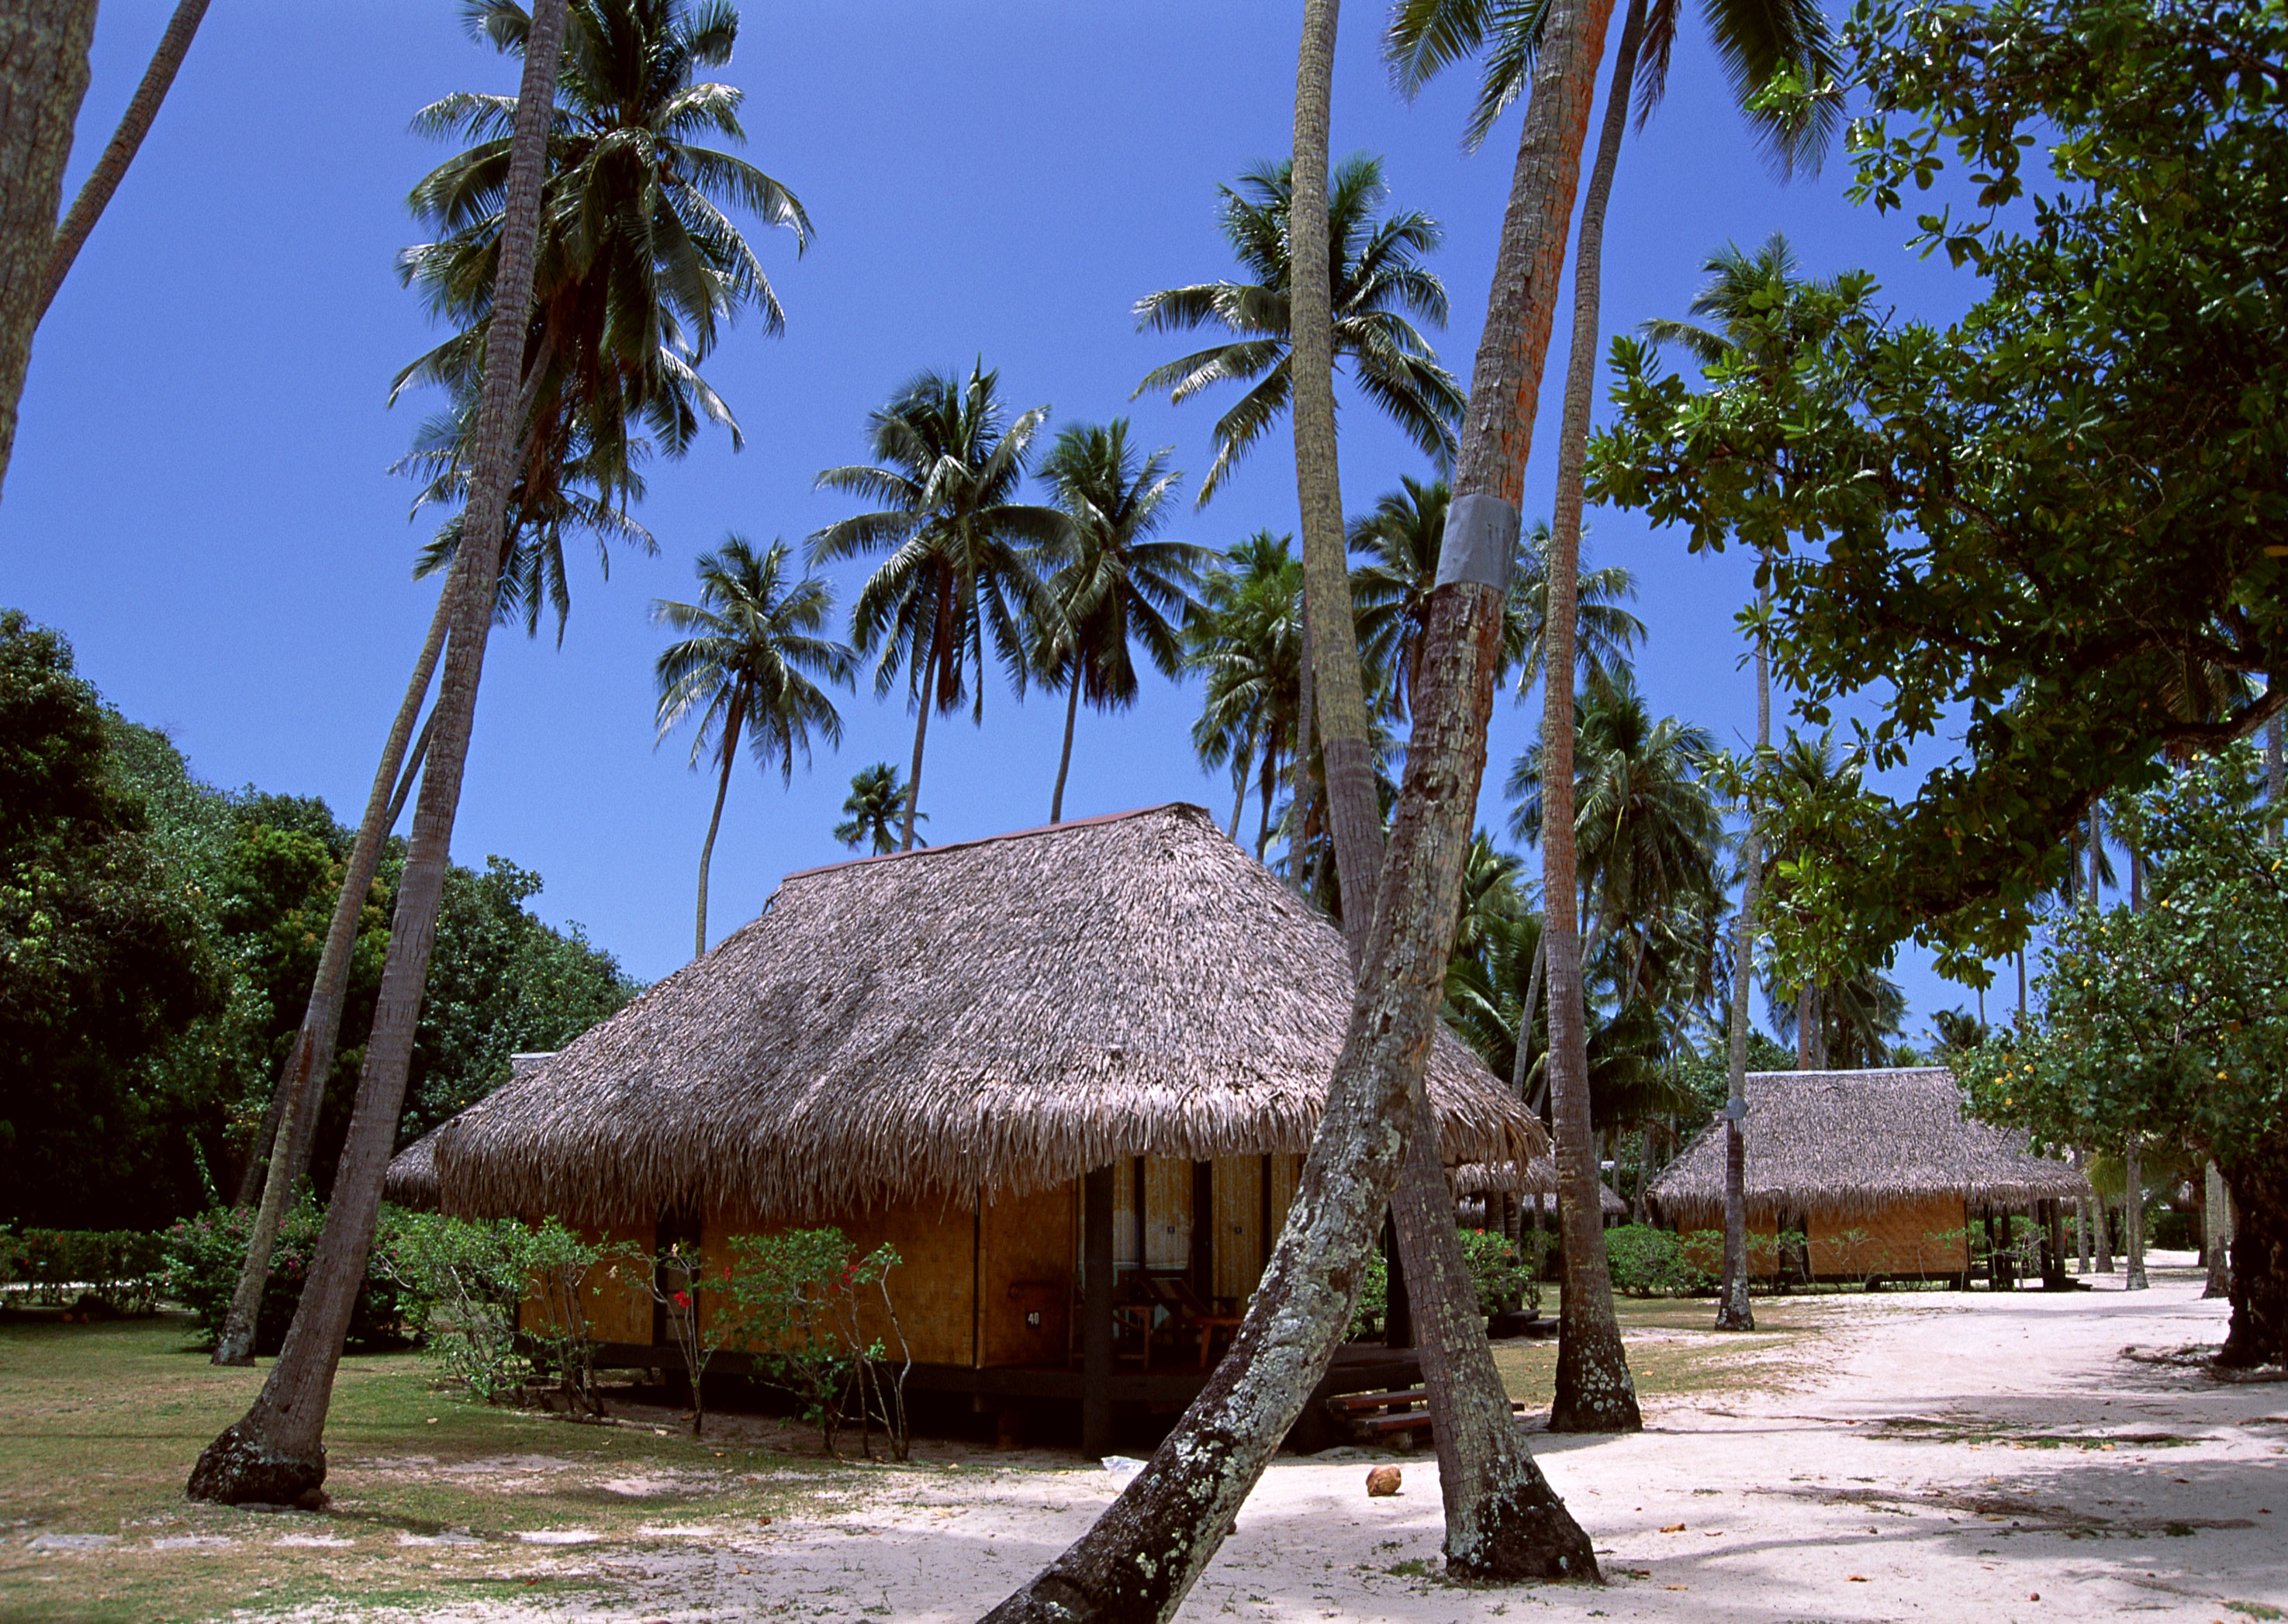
top-left (1808, 1195), bottom-right (1969, 1277)
top-left (534, 1153), bottom-right (1310, 1372)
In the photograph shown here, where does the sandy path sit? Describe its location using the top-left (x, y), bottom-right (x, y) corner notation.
top-left (302, 1262), bottom-right (2288, 1622)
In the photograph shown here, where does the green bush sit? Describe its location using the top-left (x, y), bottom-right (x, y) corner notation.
top-left (9, 1229), bottom-right (168, 1314)
top-left (159, 1196), bottom-right (411, 1353)
top-left (1459, 1228), bottom-right (1543, 1315)
top-left (381, 1214), bottom-right (539, 1402)
top-left (1346, 1248), bottom-right (1388, 1341)
top-left (1603, 1225), bottom-right (1716, 1297)
top-left (724, 1228), bottom-right (908, 1459)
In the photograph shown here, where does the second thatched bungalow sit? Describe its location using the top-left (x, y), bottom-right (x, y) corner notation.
top-left (1645, 1067), bottom-right (2089, 1285)
top-left (388, 803), bottom-right (1541, 1447)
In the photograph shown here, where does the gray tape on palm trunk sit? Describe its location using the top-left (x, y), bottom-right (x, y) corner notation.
top-left (1433, 492), bottom-right (1520, 593)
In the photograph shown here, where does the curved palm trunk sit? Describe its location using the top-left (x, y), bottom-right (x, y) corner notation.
top-left (37, 0), bottom-right (209, 322)
top-left (1229, 744), bottom-right (1251, 842)
top-left (1717, 586), bottom-right (1768, 1331)
top-left (986, 0), bottom-right (1616, 1608)
top-left (1050, 676), bottom-right (1080, 823)
top-left (694, 694), bottom-right (744, 957)
top-left (1538, 0), bottom-right (1645, 1435)
top-left (0, 0), bottom-right (95, 502)
top-left (188, 0), bottom-right (567, 1505)
top-left (212, 587), bottom-right (454, 1364)
top-left (1254, 743), bottom-right (1278, 860)
top-left (1288, 0), bottom-right (1569, 1565)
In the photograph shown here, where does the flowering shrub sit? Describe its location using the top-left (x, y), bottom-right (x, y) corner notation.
top-left (1459, 1227), bottom-right (1543, 1316)
top-left (723, 1229), bottom-right (907, 1459)
top-left (159, 1195), bottom-right (410, 1352)
top-left (6, 1229), bottom-right (167, 1314)
top-left (379, 1214), bottom-right (541, 1401)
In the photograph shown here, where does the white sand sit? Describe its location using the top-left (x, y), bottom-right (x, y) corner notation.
top-left (299, 1260), bottom-right (2288, 1621)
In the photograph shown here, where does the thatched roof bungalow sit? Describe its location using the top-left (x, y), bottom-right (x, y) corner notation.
top-left (1646, 1067), bottom-right (2089, 1282)
top-left (389, 803), bottom-right (1542, 1443)
top-left (1453, 1158), bottom-right (1627, 1219)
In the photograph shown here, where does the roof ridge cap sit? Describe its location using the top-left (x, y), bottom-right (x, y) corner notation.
top-left (778, 802), bottom-right (1214, 885)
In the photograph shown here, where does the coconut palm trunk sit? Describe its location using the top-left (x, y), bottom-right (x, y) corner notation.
top-left (211, 586), bottom-right (454, 1364)
top-left (1537, 0), bottom-right (1646, 1434)
top-left (1050, 674), bottom-right (1081, 822)
top-left (187, 0), bottom-right (567, 1506)
top-left (984, 0), bottom-right (1616, 1612)
top-left (0, 0), bottom-right (95, 502)
top-left (694, 690), bottom-right (745, 955)
top-left (1716, 588), bottom-right (1768, 1330)
top-left (37, 0), bottom-right (209, 322)
top-left (1288, 0), bottom-right (1583, 1560)
top-left (1289, 0), bottom-right (1381, 912)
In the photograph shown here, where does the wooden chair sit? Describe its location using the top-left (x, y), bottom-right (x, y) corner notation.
top-left (1139, 1274), bottom-right (1244, 1371)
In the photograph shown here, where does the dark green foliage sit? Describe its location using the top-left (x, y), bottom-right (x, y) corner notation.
top-left (5, 1229), bottom-right (168, 1313)
top-left (1592, 0), bottom-right (2288, 979)
top-left (0, 612), bottom-right (227, 1229)
top-left (1458, 1226), bottom-right (1542, 1315)
top-left (1602, 1224), bottom-right (1716, 1297)
top-left (402, 855), bottom-right (640, 1142)
top-left (1, 608), bottom-right (638, 1226)
top-left (161, 1195), bottom-right (411, 1353)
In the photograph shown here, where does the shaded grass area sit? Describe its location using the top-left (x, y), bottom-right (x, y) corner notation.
top-left (0, 1313), bottom-right (854, 1623)
top-left (1492, 1292), bottom-right (1839, 1413)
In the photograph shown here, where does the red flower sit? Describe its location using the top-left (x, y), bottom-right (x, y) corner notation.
top-left (673, 1291), bottom-right (690, 1308)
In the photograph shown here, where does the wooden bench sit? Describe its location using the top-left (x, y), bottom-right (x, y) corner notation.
top-left (1325, 1387), bottom-right (1528, 1442)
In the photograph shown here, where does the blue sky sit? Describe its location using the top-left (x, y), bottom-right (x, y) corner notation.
top-left (4, 2), bottom-right (2007, 1036)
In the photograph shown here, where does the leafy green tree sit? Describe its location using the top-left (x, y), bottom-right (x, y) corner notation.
top-left (403, 855), bottom-right (638, 1141)
top-left (1134, 156), bottom-right (1464, 505)
top-left (810, 362), bottom-right (1063, 852)
top-left (652, 537), bottom-right (854, 956)
top-left (834, 763), bottom-right (921, 855)
top-left (1034, 421), bottom-right (1206, 823)
top-left (1960, 756), bottom-right (2288, 1367)
top-left (1592, 0), bottom-right (2288, 982)
top-left (0, 613), bottom-right (224, 1228)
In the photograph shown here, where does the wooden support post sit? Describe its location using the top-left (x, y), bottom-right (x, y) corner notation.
top-left (1381, 1210), bottom-right (1412, 1349)
top-left (1191, 1159), bottom-right (1214, 1300)
top-left (1083, 1164), bottom-right (1115, 1460)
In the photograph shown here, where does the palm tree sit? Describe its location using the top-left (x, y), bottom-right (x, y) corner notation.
top-left (1391, 0), bottom-right (1835, 1439)
top-left (209, 0), bottom-right (805, 1372)
top-left (395, 0), bottom-right (810, 488)
top-left (835, 763), bottom-right (921, 855)
top-left (1350, 476), bottom-right (1643, 717)
top-left (1509, 668), bottom-right (1723, 991)
top-left (1034, 421), bottom-right (1207, 822)
top-left (188, 0), bottom-right (570, 1506)
top-left (1186, 531), bottom-right (1306, 857)
top-left (1134, 156), bottom-right (1464, 506)
top-left (810, 363), bottom-right (1063, 853)
top-left (653, 537), bottom-right (853, 957)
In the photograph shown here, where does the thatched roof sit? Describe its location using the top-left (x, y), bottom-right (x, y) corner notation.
top-left (384, 1121), bottom-right (444, 1211)
top-left (400, 804), bottom-right (1545, 1225)
top-left (1646, 1067), bottom-right (2090, 1228)
top-left (1454, 1157), bottom-right (1626, 1217)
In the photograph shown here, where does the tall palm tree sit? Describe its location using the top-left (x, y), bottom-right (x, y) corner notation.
top-left (835, 763), bottom-right (921, 855)
top-left (1350, 476), bottom-right (1643, 716)
top-left (984, 0), bottom-right (1616, 1598)
top-left (1034, 421), bottom-right (1207, 822)
top-left (188, 0), bottom-right (570, 1507)
top-left (810, 362), bottom-right (1063, 853)
top-left (209, 0), bottom-right (805, 1372)
top-left (1134, 155), bottom-right (1464, 506)
top-left (1509, 666), bottom-right (1723, 987)
top-left (1187, 531), bottom-right (1306, 858)
top-left (653, 537), bottom-right (853, 957)
top-left (395, 0), bottom-right (811, 488)
top-left (1391, 0), bottom-right (1835, 1439)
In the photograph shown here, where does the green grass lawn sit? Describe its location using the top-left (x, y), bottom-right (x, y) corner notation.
top-left (0, 1311), bottom-right (852, 1623)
